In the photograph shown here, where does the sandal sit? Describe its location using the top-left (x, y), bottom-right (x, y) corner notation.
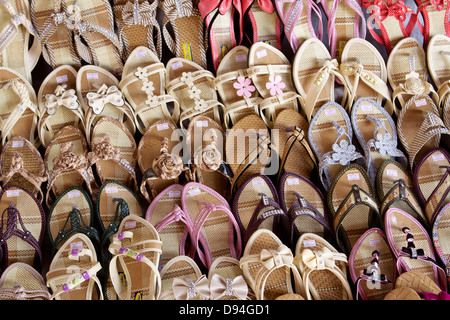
top-left (376, 159), bottom-right (426, 225)
top-left (274, 0), bottom-right (323, 52)
top-left (319, 0), bottom-right (366, 60)
top-left (413, 147), bottom-right (450, 225)
top-left (181, 182), bottom-right (242, 269)
top-left (0, 262), bottom-right (50, 300)
top-left (198, 0), bottom-right (242, 70)
top-left (76, 65), bottom-right (136, 144)
top-left (145, 184), bottom-right (195, 268)
top-left (278, 172), bottom-right (332, 248)
top-left (159, 255), bottom-right (208, 300)
top-left (232, 174), bottom-right (288, 245)
top-left (273, 108), bottom-right (316, 181)
top-left (225, 114), bottom-right (272, 193)
top-left (361, 0), bottom-right (417, 54)
top-left (239, 228), bottom-right (304, 300)
top-left (0, 136), bottom-right (46, 202)
top-left (294, 232), bottom-right (352, 300)
top-left (44, 125), bottom-right (97, 208)
top-left (308, 102), bottom-right (363, 191)
top-left (108, 215), bottom-right (162, 300)
top-left (384, 207), bottom-right (448, 292)
top-left (293, 38), bottom-right (348, 122)
top-left (47, 186), bottom-right (99, 255)
top-left (0, 67), bottom-right (39, 147)
top-left (88, 117), bottom-right (138, 192)
top-left (137, 119), bottom-right (187, 202)
top-left (208, 256), bottom-right (251, 300)
top-left (351, 97), bottom-right (407, 184)
top-left (165, 57), bottom-right (225, 131)
top-left (432, 202), bottom-right (450, 277)
top-left (37, 65), bottom-right (85, 148)
top-left (160, 0), bottom-right (207, 68)
top-left (46, 233), bottom-right (103, 300)
top-left (348, 228), bottom-right (396, 300)
top-left (186, 115), bottom-right (232, 200)
top-left (119, 46), bottom-right (180, 134)
top-left (416, 0), bottom-right (450, 47)
top-left (214, 45), bottom-right (262, 129)
top-left (0, 186), bottom-right (45, 273)
top-left (327, 164), bottom-right (382, 255)
top-left (340, 39), bottom-right (393, 114)
top-left (113, 0), bottom-right (162, 61)
top-left (0, 0), bottom-right (41, 83)
top-left (395, 270), bottom-right (445, 299)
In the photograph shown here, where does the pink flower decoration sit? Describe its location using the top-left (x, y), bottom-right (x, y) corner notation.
top-left (233, 76), bottom-right (256, 98)
top-left (266, 75), bottom-right (286, 96)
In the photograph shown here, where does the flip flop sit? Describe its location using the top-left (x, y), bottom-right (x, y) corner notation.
top-left (432, 202), bottom-right (450, 276)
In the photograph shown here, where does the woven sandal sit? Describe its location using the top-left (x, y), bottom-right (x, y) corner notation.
top-left (120, 46), bottom-right (180, 134)
top-left (0, 262), bottom-right (50, 300)
top-left (413, 147), bottom-right (450, 225)
top-left (259, 91), bottom-right (301, 129)
top-left (0, 186), bottom-right (45, 273)
top-left (348, 228), bottom-right (396, 300)
top-left (384, 207), bottom-right (448, 292)
top-left (77, 65), bottom-right (136, 144)
top-left (225, 114), bottom-right (272, 193)
top-left (44, 125), bottom-right (97, 209)
top-left (274, 0), bottom-right (323, 52)
top-left (432, 202), bottom-right (450, 276)
top-left (273, 108), bottom-right (316, 181)
top-left (159, 255), bottom-right (208, 300)
top-left (165, 57), bottom-right (225, 131)
top-left (160, 0), bottom-right (207, 68)
top-left (37, 65), bottom-right (85, 148)
top-left (278, 172), bottom-right (332, 248)
top-left (308, 102), bottom-right (363, 191)
top-left (239, 229), bottom-right (304, 300)
top-left (361, 0), bottom-right (417, 54)
top-left (327, 164), bottom-right (382, 255)
top-left (137, 119), bottom-right (187, 202)
top-left (113, 0), bottom-right (162, 61)
top-left (181, 182), bottom-right (242, 269)
top-left (108, 215), bottom-right (162, 300)
top-left (351, 97), bottom-right (407, 184)
top-left (145, 184), bottom-right (195, 268)
top-left (47, 186), bottom-right (99, 255)
top-left (247, 42), bottom-right (294, 100)
top-left (186, 115), bottom-right (232, 200)
top-left (340, 39), bottom-right (393, 114)
top-left (319, 0), bottom-right (366, 60)
top-left (208, 256), bottom-right (251, 300)
top-left (0, 67), bottom-right (39, 147)
top-left (232, 174), bottom-right (288, 245)
top-left (0, 0), bottom-right (41, 83)
top-left (0, 136), bottom-right (46, 202)
top-left (242, 0), bottom-right (282, 50)
top-left (46, 233), bottom-right (103, 300)
top-left (416, 0), bottom-right (450, 47)
top-left (294, 232), bottom-right (352, 300)
top-left (387, 37), bottom-right (439, 114)
top-left (427, 34), bottom-right (450, 127)
top-left (292, 38), bottom-right (348, 122)
top-left (198, 0), bottom-right (242, 71)
top-left (384, 286), bottom-right (422, 300)
top-left (88, 117), bottom-right (138, 192)
top-left (376, 159), bottom-right (426, 225)
top-left (395, 270), bottom-right (445, 299)
top-left (30, 0), bottom-right (82, 68)
top-left (214, 45), bottom-right (262, 129)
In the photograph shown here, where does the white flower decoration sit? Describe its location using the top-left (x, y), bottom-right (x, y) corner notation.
top-left (194, 99), bottom-right (208, 112)
top-left (135, 67), bottom-right (149, 80)
top-left (188, 85), bottom-right (201, 100)
top-left (141, 81), bottom-right (155, 94)
top-left (180, 72), bottom-right (195, 87)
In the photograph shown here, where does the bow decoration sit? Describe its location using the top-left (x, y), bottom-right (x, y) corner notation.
top-left (172, 275), bottom-right (210, 300)
top-left (260, 245), bottom-right (294, 270)
top-left (429, 0), bottom-right (448, 11)
top-left (210, 274), bottom-right (248, 300)
top-left (302, 247), bottom-right (338, 270)
top-left (86, 84), bottom-right (125, 115)
top-left (44, 86), bottom-right (79, 115)
top-left (370, 0), bottom-right (409, 22)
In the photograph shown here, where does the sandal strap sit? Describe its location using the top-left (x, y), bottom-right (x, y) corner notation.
top-left (0, 284), bottom-right (50, 300)
top-left (424, 166), bottom-right (450, 223)
top-left (259, 91), bottom-right (300, 128)
top-left (179, 99), bottom-right (224, 131)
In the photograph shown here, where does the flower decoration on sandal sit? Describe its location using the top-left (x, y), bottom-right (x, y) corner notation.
top-left (266, 75), bottom-right (286, 96)
top-left (233, 76), bottom-right (256, 98)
